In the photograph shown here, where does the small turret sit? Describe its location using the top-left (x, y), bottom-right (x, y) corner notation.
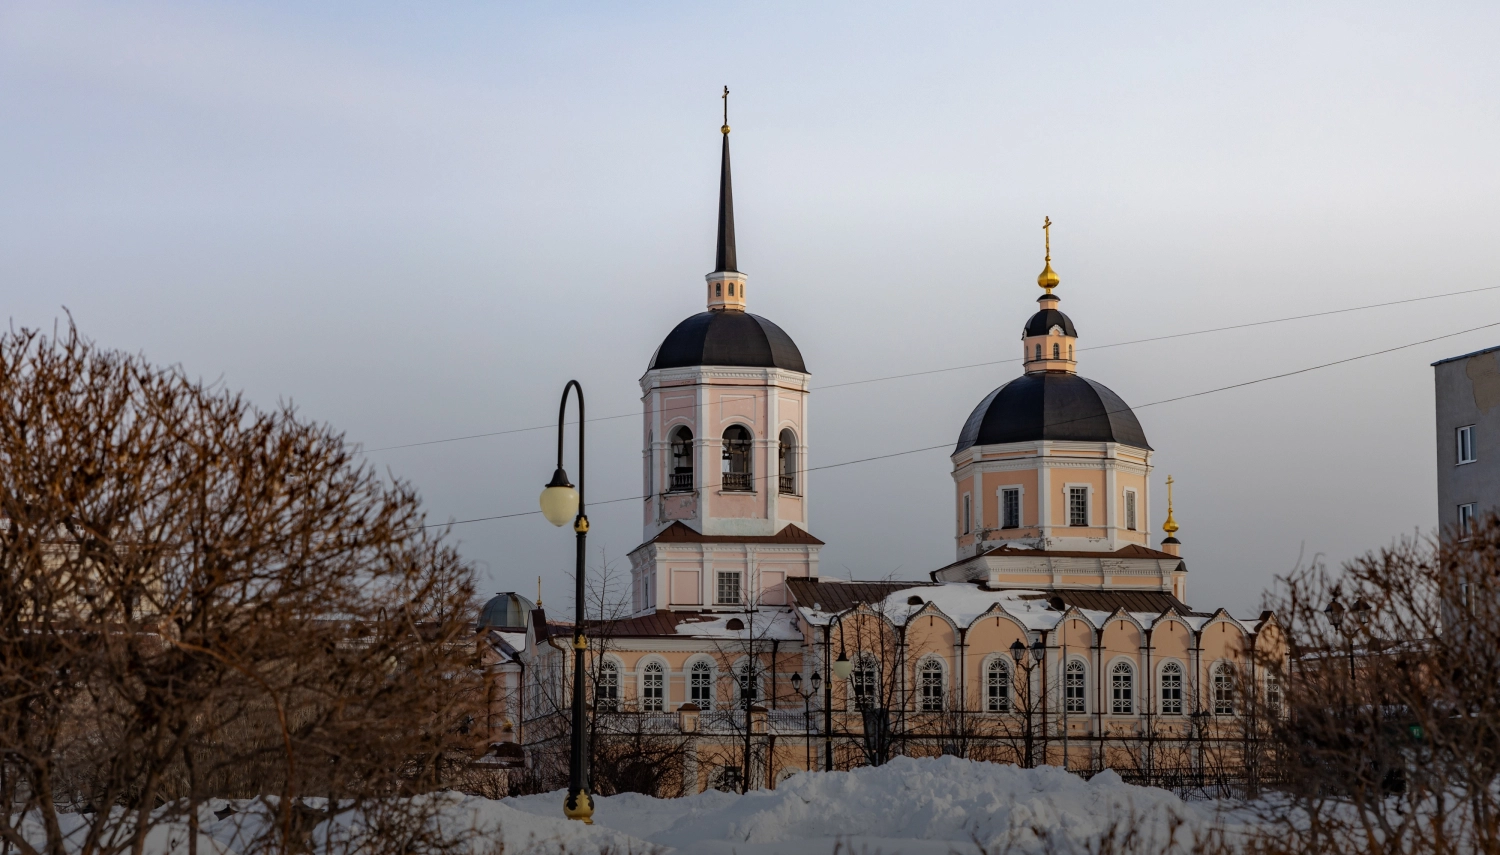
top-left (706, 86), bottom-right (748, 312)
top-left (1022, 216), bottom-right (1077, 373)
top-left (1160, 475), bottom-right (1182, 557)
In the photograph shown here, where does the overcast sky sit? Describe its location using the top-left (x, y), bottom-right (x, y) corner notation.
top-left (4, 2), bottom-right (1499, 616)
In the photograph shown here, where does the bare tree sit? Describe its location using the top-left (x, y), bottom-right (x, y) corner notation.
top-left (0, 321), bottom-right (485, 855)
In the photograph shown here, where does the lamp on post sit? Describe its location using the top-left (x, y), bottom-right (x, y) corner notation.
top-left (539, 380), bottom-right (592, 824)
top-left (1010, 639), bottom-right (1042, 768)
top-left (790, 671), bottom-right (821, 773)
top-left (1324, 593), bottom-right (1356, 685)
top-left (825, 617), bottom-right (854, 771)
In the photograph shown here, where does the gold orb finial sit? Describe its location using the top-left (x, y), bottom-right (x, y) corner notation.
top-left (1037, 216), bottom-right (1060, 293)
top-left (1162, 475), bottom-right (1180, 535)
top-left (721, 85), bottom-right (730, 134)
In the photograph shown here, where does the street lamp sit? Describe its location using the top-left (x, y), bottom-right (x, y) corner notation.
top-left (1009, 638), bottom-right (1044, 768)
top-left (790, 671), bottom-right (821, 773)
top-left (539, 380), bottom-right (592, 825)
top-left (1324, 593), bottom-right (1357, 684)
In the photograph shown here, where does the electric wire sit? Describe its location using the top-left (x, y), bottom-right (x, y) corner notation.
top-left (411, 318), bottom-right (1500, 530)
top-left (360, 283), bottom-right (1500, 454)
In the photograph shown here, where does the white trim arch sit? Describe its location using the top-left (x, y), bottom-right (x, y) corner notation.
top-left (1156, 658), bottom-right (1186, 716)
top-left (684, 655), bottom-right (719, 711)
top-left (915, 654), bottom-right (948, 712)
top-left (1063, 656), bottom-right (1089, 714)
top-left (1107, 657), bottom-right (1137, 715)
top-left (636, 656), bottom-right (670, 712)
top-left (979, 653), bottom-right (1014, 712)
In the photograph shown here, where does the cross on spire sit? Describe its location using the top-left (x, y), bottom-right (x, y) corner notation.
top-left (721, 86), bottom-right (730, 134)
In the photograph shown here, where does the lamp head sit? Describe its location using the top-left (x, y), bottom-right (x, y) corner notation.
top-left (1010, 639), bottom-right (1026, 664)
top-left (1031, 638), bottom-right (1045, 660)
top-left (790, 672), bottom-right (802, 690)
top-left (811, 671), bottom-right (822, 692)
top-left (539, 467), bottom-right (579, 527)
top-left (1324, 596), bottom-right (1345, 631)
top-left (1352, 597), bottom-right (1372, 626)
top-left (832, 649), bottom-right (853, 680)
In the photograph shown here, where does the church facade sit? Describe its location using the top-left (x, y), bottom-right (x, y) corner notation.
top-left (479, 117), bottom-right (1285, 795)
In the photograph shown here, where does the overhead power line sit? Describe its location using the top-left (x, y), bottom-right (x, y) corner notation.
top-left (361, 284), bottom-right (1500, 454)
top-left (413, 318), bottom-right (1500, 530)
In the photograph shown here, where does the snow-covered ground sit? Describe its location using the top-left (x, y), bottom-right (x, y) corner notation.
top-left (20, 757), bottom-right (1254, 854)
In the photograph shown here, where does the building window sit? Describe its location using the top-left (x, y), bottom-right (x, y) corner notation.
top-left (721, 425), bottom-right (753, 491)
top-left (642, 661), bottom-right (665, 712)
top-left (1034, 344), bottom-right (1041, 361)
top-left (986, 659), bottom-right (1011, 712)
top-left (690, 661), bottom-right (714, 710)
top-left (715, 283), bottom-right (722, 297)
top-left (669, 427), bottom-right (694, 492)
top-left (1124, 490), bottom-right (1137, 531)
top-left (1068, 345), bottom-right (1073, 359)
top-left (851, 655), bottom-right (877, 711)
top-left (1458, 425), bottom-right (1477, 464)
top-left (919, 659), bottom-right (945, 712)
top-left (1265, 675), bottom-right (1283, 718)
top-left (1064, 660), bottom-right (1086, 713)
top-left (1460, 503), bottom-right (1477, 539)
top-left (1001, 488), bottom-right (1021, 529)
top-left (710, 765), bottom-right (740, 792)
top-left (1052, 343), bottom-right (1060, 359)
top-left (778, 429), bottom-right (797, 495)
top-left (596, 660), bottom-right (620, 712)
top-left (1069, 487), bottom-right (1089, 527)
top-left (1160, 662), bottom-right (1183, 715)
top-left (962, 494), bottom-right (971, 534)
top-left (728, 283), bottom-right (735, 296)
top-left (736, 661), bottom-right (758, 706)
top-left (1213, 664), bottom-right (1236, 716)
top-left (716, 571), bottom-right (742, 605)
top-left (1111, 662), bottom-right (1134, 715)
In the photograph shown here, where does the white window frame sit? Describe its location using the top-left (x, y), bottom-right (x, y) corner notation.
top-left (1123, 489), bottom-right (1138, 531)
top-left (1460, 502), bottom-right (1478, 539)
top-left (1212, 663), bottom-right (1237, 716)
top-left (962, 493), bottom-right (972, 535)
top-left (688, 659), bottom-right (715, 710)
top-left (999, 486), bottom-right (1023, 530)
top-left (595, 658), bottom-right (621, 712)
top-left (1066, 484), bottom-right (1091, 527)
top-left (985, 657), bottom-right (1012, 712)
top-left (1159, 660), bottom-right (1184, 716)
top-left (640, 659), bottom-right (667, 712)
top-left (1458, 425), bottom-right (1477, 465)
top-left (716, 570), bottom-right (742, 605)
top-left (1110, 661), bottom-right (1135, 715)
top-left (851, 653), bottom-right (879, 711)
top-left (1064, 658), bottom-right (1087, 714)
top-left (918, 657), bottom-right (946, 712)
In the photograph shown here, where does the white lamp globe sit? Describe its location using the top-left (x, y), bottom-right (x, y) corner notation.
top-left (539, 468), bottom-right (579, 527)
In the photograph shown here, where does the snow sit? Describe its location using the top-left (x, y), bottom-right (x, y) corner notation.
top-left (674, 609), bottom-right (803, 640)
top-left (23, 758), bottom-right (1253, 854)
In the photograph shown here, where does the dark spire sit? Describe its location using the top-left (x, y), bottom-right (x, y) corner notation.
top-left (715, 86), bottom-right (737, 273)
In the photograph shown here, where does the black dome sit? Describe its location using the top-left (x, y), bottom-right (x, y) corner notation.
top-left (1024, 308), bottom-right (1077, 338)
top-left (650, 311), bottom-right (807, 373)
top-left (954, 373), bottom-right (1150, 453)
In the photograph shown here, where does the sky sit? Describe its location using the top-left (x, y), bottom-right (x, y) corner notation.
top-left (3, 2), bottom-right (1499, 617)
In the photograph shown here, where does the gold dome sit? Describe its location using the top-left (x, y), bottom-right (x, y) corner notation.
top-left (1037, 261), bottom-right (1060, 292)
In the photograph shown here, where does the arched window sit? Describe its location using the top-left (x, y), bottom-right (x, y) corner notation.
top-left (1110, 661), bottom-right (1135, 715)
top-left (736, 660), bottom-right (760, 706)
top-left (596, 660), bottom-right (620, 712)
top-left (645, 431), bottom-right (653, 495)
top-left (1064, 660), bottom-right (1086, 713)
top-left (715, 283), bottom-right (722, 297)
top-left (642, 661), bottom-right (665, 712)
top-left (728, 283), bottom-right (735, 296)
top-left (1034, 344), bottom-right (1042, 361)
top-left (1213, 664), bottom-right (1237, 716)
top-left (1068, 345), bottom-right (1073, 359)
top-left (1265, 674), bottom-right (1283, 718)
top-left (689, 661), bottom-right (714, 710)
top-left (721, 425), bottom-right (753, 491)
top-left (850, 654), bottom-right (878, 711)
top-left (919, 659), bottom-right (945, 712)
top-left (778, 429), bottom-right (797, 495)
top-left (1053, 343), bottom-right (1060, 359)
top-left (986, 659), bottom-right (1011, 712)
top-left (1159, 661), bottom-right (1183, 715)
top-left (669, 427), bottom-right (694, 492)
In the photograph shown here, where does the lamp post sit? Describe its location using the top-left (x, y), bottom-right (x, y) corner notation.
top-left (539, 380), bottom-right (592, 825)
top-left (825, 617), bottom-right (854, 771)
top-left (1010, 638), bottom-right (1044, 769)
top-left (790, 671), bottom-right (821, 773)
top-left (1324, 593), bottom-right (1363, 684)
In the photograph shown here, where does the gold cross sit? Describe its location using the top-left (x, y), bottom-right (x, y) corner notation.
top-left (1043, 216), bottom-right (1052, 260)
top-left (722, 86), bottom-right (729, 126)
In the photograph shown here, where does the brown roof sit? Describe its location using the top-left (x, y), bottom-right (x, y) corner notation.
top-left (928, 543), bottom-right (1181, 578)
top-left (785, 578), bottom-right (933, 613)
top-left (1013, 589), bottom-right (1204, 617)
top-left (582, 611), bottom-right (702, 638)
top-left (637, 521), bottom-right (825, 549)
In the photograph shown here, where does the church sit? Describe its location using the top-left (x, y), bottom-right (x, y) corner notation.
top-left (478, 111), bottom-right (1286, 796)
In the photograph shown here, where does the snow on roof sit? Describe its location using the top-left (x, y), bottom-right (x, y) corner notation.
top-left (672, 609), bottom-right (803, 641)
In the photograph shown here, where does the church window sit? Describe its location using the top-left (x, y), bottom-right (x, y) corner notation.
top-left (986, 659), bottom-right (1011, 712)
top-left (1053, 343), bottom-right (1060, 359)
top-left (1069, 487), bottom-right (1089, 526)
top-left (1458, 425), bottom-right (1476, 464)
top-left (851, 655), bottom-right (878, 710)
top-left (1068, 345), bottom-right (1073, 359)
top-left (1213, 664), bottom-right (1237, 716)
top-left (690, 661), bottom-right (714, 710)
top-left (1265, 674), bottom-right (1283, 718)
top-left (778, 429), bottom-right (797, 495)
top-left (1034, 344), bottom-right (1042, 361)
top-left (1160, 662), bottom-right (1183, 715)
top-left (962, 494), bottom-right (971, 534)
top-left (1065, 660), bottom-right (1086, 713)
top-left (1111, 662), bottom-right (1134, 715)
top-left (1124, 490), bottom-right (1138, 531)
top-left (669, 427), bottom-right (694, 492)
top-left (642, 662), bottom-right (665, 711)
top-left (716, 571), bottom-right (742, 605)
top-left (919, 659), bottom-right (945, 712)
top-left (721, 425), bottom-right (753, 491)
top-left (716, 283), bottom-right (722, 297)
top-left (1002, 488), bottom-right (1020, 529)
top-left (595, 660), bottom-right (620, 712)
